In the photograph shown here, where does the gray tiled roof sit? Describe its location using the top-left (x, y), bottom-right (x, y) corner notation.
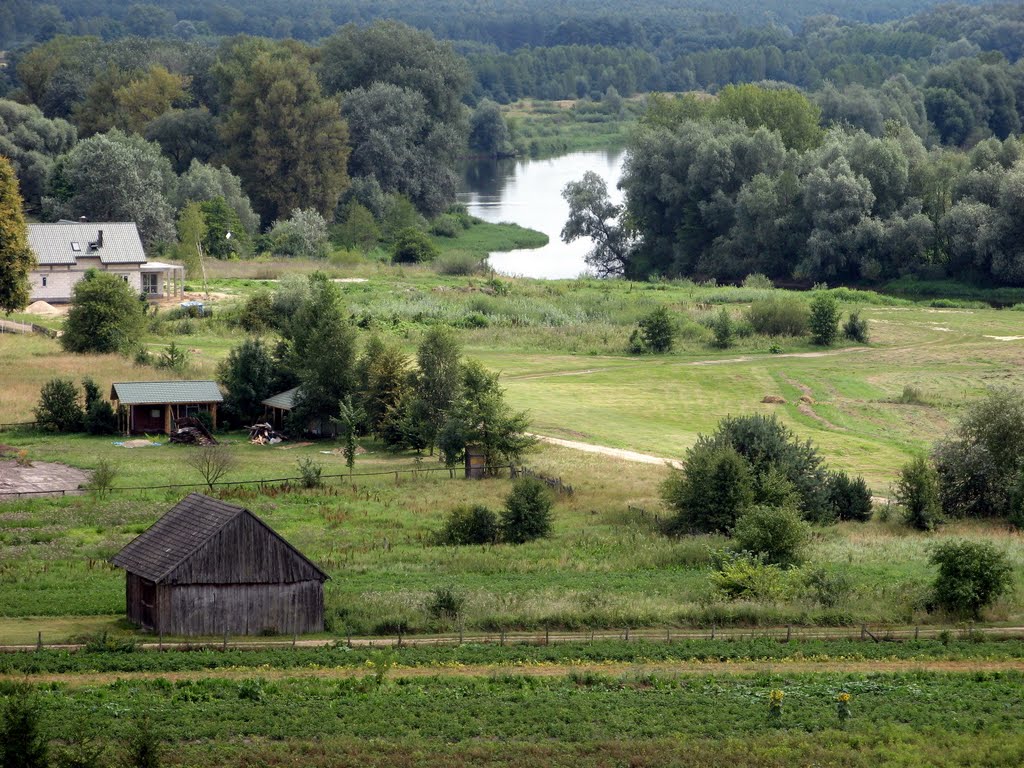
top-left (111, 493), bottom-right (243, 582)
top-left (261, 387), bottom-right (299, 410)
top-left (111, 380), bottom-right (224, 405)
top-left (28, 222), bottom-right (147, 266)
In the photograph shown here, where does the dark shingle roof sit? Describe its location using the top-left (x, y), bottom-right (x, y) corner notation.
top-left (111, 381), bottom-right (223, 405)
top-left (28, 222), bottom-right (147, 266)
top-left (111, 493), bottom-right (329, 584)
top-left (111, 494), bottom-right (244, 582)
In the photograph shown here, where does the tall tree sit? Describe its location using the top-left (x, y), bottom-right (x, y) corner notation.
top-left (412, 326), bottom-right (462, 453)
top-left (217, 40), bottom-right (349, 224)
top-left (44, 129), bottom-right (176, 247)
top-left (561, 171), bottom-right (632, 277)
top-left (0, 156), bottom-right (33, 315)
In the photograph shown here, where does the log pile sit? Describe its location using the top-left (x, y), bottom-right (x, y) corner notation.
top-left (169, 417), bottom-right (218, 446)
top-left (247, 422), bottom-right (285, 445)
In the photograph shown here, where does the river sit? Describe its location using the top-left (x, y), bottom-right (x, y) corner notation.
top-left (457, 148), bottom-right (626, 279)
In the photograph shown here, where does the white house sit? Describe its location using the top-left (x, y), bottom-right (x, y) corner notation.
top-left (27, 221), bottom-right (185, 303)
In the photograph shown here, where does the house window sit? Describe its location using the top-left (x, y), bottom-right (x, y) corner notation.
top-left (142, 273), bottom-right (159, 294)
top-left (41, 275), bottom-right (47, 287)
top-left (120, 275), bottom-right (130, 283)
top-left (71, 242), bottom-right (81, 252)
top-left (150, 409), bottom-right (161, 419)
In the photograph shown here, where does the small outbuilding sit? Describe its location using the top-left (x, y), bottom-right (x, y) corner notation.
top-left (111, 493), bottom-right (328, 636)
top-left (111, 380), bottom-right (223, 435)
top-left (261, 387), bottom-right (337, 436)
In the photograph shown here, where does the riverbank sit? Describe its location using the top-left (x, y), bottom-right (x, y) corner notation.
top-left (503, 97), bottom-right (641, 157)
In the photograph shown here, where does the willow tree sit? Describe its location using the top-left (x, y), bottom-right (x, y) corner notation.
top-left (0, 156), bottom-right (34, 315)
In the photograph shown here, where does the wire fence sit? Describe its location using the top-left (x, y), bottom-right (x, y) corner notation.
top-left (6, 622), bottom-right (1020, 655)
top-left (0, 463), bottom-right (521, 499)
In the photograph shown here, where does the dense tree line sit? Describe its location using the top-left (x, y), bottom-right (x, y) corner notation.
top-left (0, 21), bottom-right (472, 255)
top-left (568, 85), bottom-right (1024, 286)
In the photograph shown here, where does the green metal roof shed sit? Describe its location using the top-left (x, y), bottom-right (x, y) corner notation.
top-left (111, 381), bottom-right (224, 405)
top-left (110, 381), bottom-right (223, 435)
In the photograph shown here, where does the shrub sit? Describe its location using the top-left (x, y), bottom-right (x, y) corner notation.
top-left (895, 385), bottom-right (928, 405)
top-left (240, 290), bottom-right (275, 333)
top-left (732, 506), bottom-right (810, 567)
top-left (826, 471), bottom-right (873, 522)
top-left (297, 457), bottom-right (323, 489)
top-left (125, 716), bottom-right (161, 768)
top-left (930, 540), bottom-right (1013, 618)
top-left (710, 551), bottom-right (792, 601)
top-left (933, 388), bottom-right (1024, 520)
top-left (801, 566), bottom-right (854, 608)
top-left (435, 253), bottom-right (485, 275)
top-left (430, 214), bottom-right (461, 238)
top-left (501, 477), bottom-right (554, 544)
top-left (714, 413), bottom-right (831, 523)
top-left (746, 297), bottom-right (809, 336)
top-left (155, 342), bottom-right (190, 373)
top-left (710, 307), bottom-right (734, 348)
top-left (438, 505), bottom-right (499, 545)
top-left (0, 684), bottom-right (47, 768)
top-left (663, 440), bottom-right (753, 534)
top-left (632, 306), bottom-right (676, 353)
top-left (895, 456), bottom-right (943, 531)
top-left (87, 459), bottom-right (117, 498)
top-left (427, 586), bottom-right (466, 621)
top-left (742, 273), bottom-right (774, 289)
top-left (809, 293), bottom-right (840, 346)
top-left (34, 378), bottom-right (84, 432)
top-left (842, 311), bottom-right (870, 343)
top-left (392, 227), bottom-right (439, 263)
top-left (84, 399), bottom-right (118, 435)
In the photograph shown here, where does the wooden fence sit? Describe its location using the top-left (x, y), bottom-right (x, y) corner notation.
top-left (510, 465), bottom-right (575, 496)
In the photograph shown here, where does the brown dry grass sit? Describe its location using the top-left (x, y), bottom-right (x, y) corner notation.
top-left (0, 335), bottom-right (178, 424)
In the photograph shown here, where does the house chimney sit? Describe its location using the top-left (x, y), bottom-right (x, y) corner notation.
top-left (97, 229), bottom-right (103, 248)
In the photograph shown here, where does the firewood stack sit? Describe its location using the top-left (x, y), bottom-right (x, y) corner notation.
top-left (247, 422), bottom-right (285, 445)
top-left (169, 417), bottom-right (218, 446)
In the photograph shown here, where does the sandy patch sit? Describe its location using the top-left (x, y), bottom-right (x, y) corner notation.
top-left (24, 301), bottom-right (64, 316)
top-left (531, 434), bottom-right (682, 468)
top-left (984, 335), bottom-right (1024, 341)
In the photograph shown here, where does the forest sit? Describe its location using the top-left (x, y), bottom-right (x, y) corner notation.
top-left (2, 2), bottom-right (1024, 285)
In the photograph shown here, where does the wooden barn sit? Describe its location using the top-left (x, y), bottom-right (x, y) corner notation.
top-left (111, 493), bottom-right (328, 636)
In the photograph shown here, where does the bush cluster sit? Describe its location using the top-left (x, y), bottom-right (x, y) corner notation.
top-left (438, 478), bottom-right (554, 546)
top-left (745, 297), bottom-right (809, 337)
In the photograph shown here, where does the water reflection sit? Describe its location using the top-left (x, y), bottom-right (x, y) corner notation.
top-left (458, 149), bottom-right (626, 279)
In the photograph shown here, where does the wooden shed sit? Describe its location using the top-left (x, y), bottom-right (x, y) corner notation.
top-left (110, 380), bottom-right (223, 435)
top-left (111, 493), bottom-right (328, 636)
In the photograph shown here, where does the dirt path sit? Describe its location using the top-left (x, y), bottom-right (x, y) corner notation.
top-left (8, 658), bottom-right (1024, 687)
top-left (529, 434), bottom-right (683, 467)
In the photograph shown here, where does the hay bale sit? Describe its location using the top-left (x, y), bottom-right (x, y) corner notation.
top-left (761, 395), bottom-right (786, 404)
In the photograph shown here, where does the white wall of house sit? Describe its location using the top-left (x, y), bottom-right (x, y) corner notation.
top-left (30, 263), bottom-right (143, 303)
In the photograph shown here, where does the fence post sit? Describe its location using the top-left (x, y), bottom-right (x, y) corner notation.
top-left (544, 626), bottom-right (549, 645)
top-left (914, 626), bottom-right (920, 641)
top-left (159, 632), bottom-right (163, 651)
top-left (711, 624), bottom-right (715, 640)
top-left (37, 631), bottom-right (42, 651)
top-left (624, 627), bottom-right (629, 642)
top-left (786, 625), bottom-right (792, 643)
top-left (861, 624), bottom-right (866, 641)
top-left (223, 630), bottom-right (228, 650)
